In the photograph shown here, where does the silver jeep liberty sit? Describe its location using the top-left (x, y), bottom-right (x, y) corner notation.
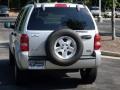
top-left (5, 2), bottom-right (101, 84)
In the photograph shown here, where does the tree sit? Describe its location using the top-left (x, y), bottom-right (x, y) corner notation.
top-left (102, 0), bottom-right (119, 10)
top-left (84, 0), bottom-right (92, 7)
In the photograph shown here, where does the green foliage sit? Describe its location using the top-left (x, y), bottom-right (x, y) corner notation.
top-left (83, 0), bottom-right (120, 11)
top-left (84, 0), bottom-right (92, 6)
top-left (101, 0), bottom-right (120, 10)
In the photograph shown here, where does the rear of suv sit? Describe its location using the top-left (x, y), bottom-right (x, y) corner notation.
top-left (6, 3), bottom-right (101, 84)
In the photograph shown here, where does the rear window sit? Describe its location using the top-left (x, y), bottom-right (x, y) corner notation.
top-left (27, 7), bottom-right (95, 30)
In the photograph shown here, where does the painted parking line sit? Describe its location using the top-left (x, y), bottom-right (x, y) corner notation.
top-left (102, 55), bottom-right (120, 60)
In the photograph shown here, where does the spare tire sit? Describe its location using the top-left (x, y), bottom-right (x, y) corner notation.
top-left (46, 29), bottom-right (83, 66)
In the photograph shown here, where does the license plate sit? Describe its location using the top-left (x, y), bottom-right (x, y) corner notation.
top-left (29, 60), bottom-right (45, 69)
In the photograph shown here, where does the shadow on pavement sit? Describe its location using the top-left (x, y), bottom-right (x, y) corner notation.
top-left (0, 60), bottom-right (13, 85)
top-left (23, 75), bottom-right (81, 90)
top-left (0, 59), bottom-right (84, 90)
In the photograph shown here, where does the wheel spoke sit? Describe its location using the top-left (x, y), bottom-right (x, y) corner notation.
top-left (62, 50), bottom-right (68, 58)
top-left (55, 47), bottom-right (63, 53)
top-left (68, 46), bottom-right (75, 52)
top-left (66, 39), bottom-right (72, 45)
top-left (58, 39), bottom-right (64, 46)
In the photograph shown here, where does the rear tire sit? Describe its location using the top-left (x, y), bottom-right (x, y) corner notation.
top-left (14, 62), bottom-right (25, 85)
top-left (9, 48), bottom-right (23, 84)
top-left (9, 48), bottom-right (14, 66)
top-left (80, 68), bottom-right (97, 84)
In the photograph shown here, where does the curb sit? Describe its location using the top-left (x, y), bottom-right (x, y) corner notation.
top-left (101, 51), bottom-right (120, 57)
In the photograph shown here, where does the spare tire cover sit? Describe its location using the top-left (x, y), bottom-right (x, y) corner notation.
top-left (46, 29), bottom-right (83, 66)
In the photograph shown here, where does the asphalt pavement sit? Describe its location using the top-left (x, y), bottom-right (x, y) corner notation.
top-left (96, 19), bottom-right (120, 36)
top-left (0, 48), bottom-right (120, 90)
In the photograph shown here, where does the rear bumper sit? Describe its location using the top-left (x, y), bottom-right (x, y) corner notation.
top-left (45, 58), bottom-right (96, 69)
top-left (17, 51), bottom-right (101, 70)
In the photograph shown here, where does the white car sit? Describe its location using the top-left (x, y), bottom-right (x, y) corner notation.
top-left (90, 6), bottom-right (100, 17)
top-left (116, 8), bottom-right (120, 18)
top-left (104, 11), bottom-right (112, 18)
top-left (5, 2), bottom-right (101, 84)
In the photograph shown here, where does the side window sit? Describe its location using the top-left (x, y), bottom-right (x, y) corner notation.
top-left (18, 8), bottom-right (29, 32)
top-left (14, 9), bottom-right (24, 30)
top-left (15, 8), bottom-right (29, 32)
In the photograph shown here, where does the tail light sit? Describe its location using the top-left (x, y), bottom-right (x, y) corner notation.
top-left (20, 34), bottom-right (29, 51)
top-left (94, 34), bottom-right (101, 50)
